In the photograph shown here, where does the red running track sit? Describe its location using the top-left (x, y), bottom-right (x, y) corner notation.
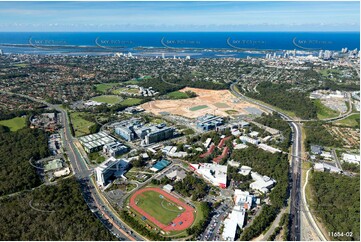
top-left (129, 187), bottom-right (195, 231)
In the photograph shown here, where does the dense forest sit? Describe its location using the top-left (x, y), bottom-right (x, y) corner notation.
top-left (0, 127), bottom-right (49, 196)
top-left (121, 210), bottom-right (166, 241)
top-left (233, 146), bottom-right (290, 240)
top-left (309, 172), bottom-right (360, 241)
top-left (304, 122), bottom-right (342, 149)
top-left (0, 178), bottom-right (115, 240)
top-left (254, 113), bottom-right (292, 151)
top-left (139, 77), bottom-right (229, 95)
top-left (173, 174), bottom-right (209, 201)
top-left (320, 79), bottom-right (360, 92)
top-left (244, 82), bottom-right (317, 119)
top-left (231, 146), bottom-right (289, 208)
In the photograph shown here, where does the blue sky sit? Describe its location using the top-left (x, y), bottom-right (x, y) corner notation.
top-left (0, 1), bottom-right (359, 32)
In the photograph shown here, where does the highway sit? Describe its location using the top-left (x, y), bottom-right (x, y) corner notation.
top-left (229, 82), bottom-right (357, 241)
top-left (229, 83), bottom-right (302, 241)
top-left (1, 91), bottom-right (143, 241)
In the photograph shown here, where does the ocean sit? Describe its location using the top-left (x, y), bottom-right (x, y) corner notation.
top-left (0, 32), bottom-right (359, 58)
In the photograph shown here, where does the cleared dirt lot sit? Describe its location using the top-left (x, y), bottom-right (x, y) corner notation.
top-left (141, 87), bottom-right (261, 118)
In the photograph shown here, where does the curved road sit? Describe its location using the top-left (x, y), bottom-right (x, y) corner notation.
top-left (230, 82), bottom-right (356, 241)
top-left (230, 83), bottom-right (302, 241)
top-left (0, 91), bottom-right (144, 241)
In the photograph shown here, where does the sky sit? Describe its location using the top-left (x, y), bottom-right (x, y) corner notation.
top-left (0, 1), bottom-right (359, 32)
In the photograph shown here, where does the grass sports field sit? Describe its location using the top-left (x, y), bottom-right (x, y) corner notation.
top-left (189, 105), bottom-right (208, 111)
top-left (135, 190), bottom-right (183, 225)
top-left (214, 102), bottom-right (230, 108)
top-left (69, 112), bottom-right (95, 137)
top-left (129, 187), bottom-right (195, 232)
top-left (0, 117), bottom-right (26, 131)
top-left (113, 87), bottom-right (139, 95)
top-left (95, 83), bottom-right (118, 93)
top-left (91, 95), bottom-right (122, 104)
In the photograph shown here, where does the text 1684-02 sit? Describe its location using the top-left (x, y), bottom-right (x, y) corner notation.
top-left (329, 232), bottom-right (353, 237)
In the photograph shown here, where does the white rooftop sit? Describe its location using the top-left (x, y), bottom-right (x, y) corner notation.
top-left (190, 163), bottom-right (227, 187)
top-left (222, 206), bottom-right (246, 241)
top-left (239, 166), bottom-right (252, 176)
top-left (342, 153), bottom-right (360, 164)
top-left (250, 172), bottom-right (276, 193)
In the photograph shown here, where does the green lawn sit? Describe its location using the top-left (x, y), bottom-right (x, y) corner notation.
top-left (189, 105), bottom-right (208, 111)
top-left (13, 63), bottom-right (29, 67)
top-left (120, 98), bottom-right (143, 106)
top-left (313, 99), bottom-right (340, 120)
top-left (88, 152), bottom-right (106, 164)
top-left (135, 191), bottom-right (184, 225)
top-left (333, 113), bottom-right (360, 128)
top-left (318, 69), bottom-right (341, 78)
top-left (167, 91), bottom-right (189, 99)
top-left (191, 202), bottom-right (205, 229)
top-left (69, 112), bottom-right (95, 137)
top-left (95, 83), bottom-right (118, 93)
top-left (0, 117), bottom-right (26, 131)
top-left (113, 87), bottom-right (139, 95)
top-left (123, 79), bottom-right (141, 85)
top-left (214, 102), bottom-right (230, 108)
top-left (91, 95), bottom-right (122, 104)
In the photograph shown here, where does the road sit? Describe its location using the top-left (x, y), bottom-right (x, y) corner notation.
top-left (261, 207), bottom-right (287, 241)
top-left (201, 202), bottom-right (232, 241)
top-left (331, 149), bottom-right (343, 171)
top-left (1, 91), bottom-right (143, 241)
top-left (229, 83), bottom-right (302, 241)
top-left (302, 169), bottom-right (327, 241)
top-left (230, 81), bottom-right (355, 241)
top-left (282, 92), bottom-right (355, 123)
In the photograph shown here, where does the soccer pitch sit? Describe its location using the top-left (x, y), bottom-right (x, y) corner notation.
top-left (91, 95), bottom-right (122, 104)
top-left (189, 105), bottom-right (208, 111)
top-left (135, 191), bottom-right (183, 225)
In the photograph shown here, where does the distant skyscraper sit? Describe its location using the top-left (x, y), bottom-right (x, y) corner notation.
top-left (0, 49), bottom-right (3, 55)
top-left (162, 53), bottom-right (165, 59)
top-left (293, 49), bottom-right (296, 56)
top-left (318, 50), bottom-right (323, 58)
top-left (323, 50), bottom-right (332, 60)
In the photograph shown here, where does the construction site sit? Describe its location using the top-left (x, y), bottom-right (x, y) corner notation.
top-left (141, 87), bottom-right (263, 118)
